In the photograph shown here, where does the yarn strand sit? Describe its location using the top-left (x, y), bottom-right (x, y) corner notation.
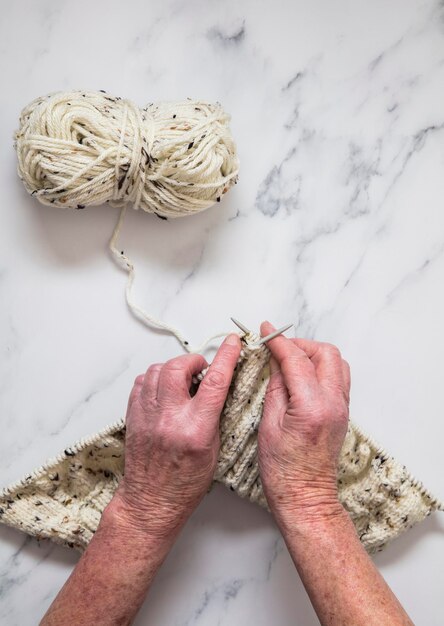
top-left (109, 206), bottom-right (232, 353)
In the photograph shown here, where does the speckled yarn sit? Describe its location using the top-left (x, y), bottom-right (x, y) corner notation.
top-left (14, 90), bottom-right (239, 353)
top-left (0, 334), bottom-right (442, 554)
top-left (15, 90), bottom-right (239, 218)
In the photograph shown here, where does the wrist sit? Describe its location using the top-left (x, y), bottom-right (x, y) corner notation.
top-left (100, 492), bottom-right (180, 548)
top-left (277, 506), bottom-right (363, 578)
top-left (276, 500), bottom-right (350, 543)
top-left (265, 481), bottom-right (347, 538)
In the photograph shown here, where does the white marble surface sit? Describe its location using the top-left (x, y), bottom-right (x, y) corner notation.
top-left (1, 0), bottom-right (444, 623)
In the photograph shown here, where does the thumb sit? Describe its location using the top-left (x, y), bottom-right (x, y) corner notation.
top-left (193, 333), bottom-right (241, 421)
top-left (260, 320), bottom-right (276, 339)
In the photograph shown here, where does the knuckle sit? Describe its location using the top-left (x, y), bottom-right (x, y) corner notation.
top-left (320, 342), bottom-right (341, 357)
top-left (331, 398), bottom-right (349, 419)
top-left (221, 343), bottom-right (240, 359)
top-left (313, 406), bottom-right (331, 424)
top-left (154, 421), bottom-right (209, 455)
top-left (305, 399), bottom-right (335, 423)
top-left (164, 357), bottom-right (185, 372)
top-left (203, 368), bottom-right (228, 390)
top-left (266, 379), bottom-right (287, 395)
top-left (335, 400), bottom-right (349, 421)
top-left (181, 431), bottom-right (210, 455)
top-left (156, 416), bottom-right (174, 434)
top-left (146, 363), bottom-right (163, 377)
top-left (153, 421), bottom-right (176, 448)
top-left (317, 399), bottom-right (348, 423)
top-left (134, 374), bottom-right (145, 386)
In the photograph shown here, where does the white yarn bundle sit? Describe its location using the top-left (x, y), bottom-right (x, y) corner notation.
top-left (15, 90), bottom-right (240, 352)
top-left (15, 90), bottom-right (239, 217)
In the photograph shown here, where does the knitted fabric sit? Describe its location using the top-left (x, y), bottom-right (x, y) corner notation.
top-left (0, 335), bottom-right (442, 554)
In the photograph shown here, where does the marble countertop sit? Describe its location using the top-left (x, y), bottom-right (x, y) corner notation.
top-left (1, 0), bottom-right (444, 623)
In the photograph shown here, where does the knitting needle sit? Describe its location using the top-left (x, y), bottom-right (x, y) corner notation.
top-left (256, 322), bottom-right (294, 346)
top-left (230, 317), bottom-right (252, 335)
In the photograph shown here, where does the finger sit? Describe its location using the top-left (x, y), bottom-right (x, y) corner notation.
top-left (264, 356), bottom-right (289, 419)
top-left (194, 333), bottom-right (241, 419)
top-left (157, 353), bottom-right (208, 405)
top-left (260, 321), bottom-right (317, 398)
top-left (126, 374), bottom-right (145, 413)
top-left (342, 358), bottom-right (351, 403)
top-left (306, 342), bottom-right (344, 393)
top-left (289, 337), bottom-right (320, 359)
top-left (139, 363), bottom-right (163, 408)
top-left (267, 355), bottom-right (286, 395)
top-left (288, 337), bottom-right (346, 394)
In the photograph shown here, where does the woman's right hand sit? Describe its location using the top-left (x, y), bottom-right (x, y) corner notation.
top-left (257, 321), bottom-right (351, 533)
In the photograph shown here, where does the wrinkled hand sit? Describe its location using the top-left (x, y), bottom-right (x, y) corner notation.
top-left (113, 334), bottom-right (241, 538)
top-left (258, 321), bottom-right (350, 531)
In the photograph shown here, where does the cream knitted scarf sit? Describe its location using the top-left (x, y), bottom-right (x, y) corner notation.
top-left (0, 333), bottom-right (442, 554)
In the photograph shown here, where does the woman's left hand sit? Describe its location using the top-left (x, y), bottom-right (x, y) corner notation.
top-left (111, 333), bottom-right (241, 539)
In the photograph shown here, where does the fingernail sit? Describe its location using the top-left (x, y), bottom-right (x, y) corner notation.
top-left (225, 333), bottom-right (240, 345)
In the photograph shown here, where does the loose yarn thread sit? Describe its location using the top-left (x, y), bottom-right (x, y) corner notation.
top-left (15, 90), bottom-right (240, 351)
top-left (108, 205), bottom-right (232, 352)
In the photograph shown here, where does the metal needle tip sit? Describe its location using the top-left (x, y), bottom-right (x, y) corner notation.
top-left (257, 323), bottom-right (294, 346)
top-left (230, 317), bottom-right (252, 335)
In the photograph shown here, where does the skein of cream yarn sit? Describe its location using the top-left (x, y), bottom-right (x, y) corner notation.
top-left (15, 90), bottom-right (239, 217)
top-left (15, 90), bottom-right (240, 351)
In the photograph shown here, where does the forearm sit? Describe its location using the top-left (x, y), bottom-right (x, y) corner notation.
top-left (280, 506), bottom-right (413, 626)
top-left (41, 496), bottom-right (176, 626)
